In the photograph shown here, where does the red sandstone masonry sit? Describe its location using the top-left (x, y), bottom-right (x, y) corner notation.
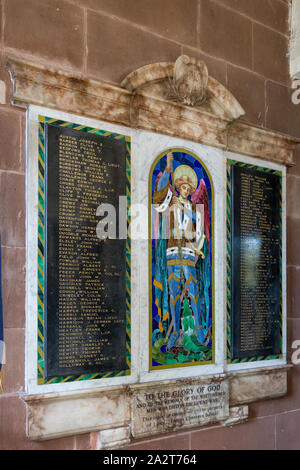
top-left (288, 147), bottom-right (300, 177)
top-left (75, 433), bottom-right (93, 450)
top-left (86, 11), bottom-right (181, 84)
top-left (4, 0), bottom-right (85, 71)
top-left (248, 371), bottom-right (297, 418)
top-left (287, 217), bottom-right (300, 266)
top-left (190, 416), bottom-right (276, 450)
top-left (287, 175), bottom-right (300, 220)
top-left (287, 266), bottom-right (300, 319)
top-left (253, 23), bottom-right (290, 85)
top-left (2, 328), bottom-right (25, 393)
top-left (199, 0), bottom-right (252, 69)
top-left (0, 108), bottom-right (22, 171)
top-left (128, 432), bottom-right (190, 451)
top-left (266, 80), bottom-right (300, 138)
top-left (0, 394), bottom-right (77, 450)
top-left (215, 0), bottom-right (289, 35)
top-left (227, 64), bottom-right (265, 126)
top-left (74, 0), bottom-right (199, 48)
top-left (182, 45), bottom-right (227, 85)
top-left (276, 409), bottom-right (300, 450)
top-left (1, 246), bottom-right (25, 328)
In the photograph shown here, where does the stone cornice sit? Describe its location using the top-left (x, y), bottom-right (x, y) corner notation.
top-left (6, 56), bottom-right (298, 166)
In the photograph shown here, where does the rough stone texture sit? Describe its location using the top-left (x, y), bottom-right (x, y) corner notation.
top-left (287, 175), bottom-right (300, 219)
top-left (0, 0), bottom-right (300, 451)
top-left (221, 406), bottom-right (248, 427)
top-left (253, 23), bottom-right (290, 85)
top-left (78, 0), bottom-right (199, 48)
top-left (199, 0), bottom-right (252, 69)
top-left (4, 0), bottom-right (85, 71)
top-left (0, 171), bottom-right (25, 247)
top-left (266, 80), bottom-right (300, 139)
top-left (288, 146), bottom-right (300, 177)
top-left (1, 246), bottom-right (25, 328)
top-left (249, 367), bottom-right (300, 418)
top-left (287, 217), bottom-right (300, 266)
top-left (227, 65), bottom-right (265, 126)
top-left (127, 431), bottom-right (190, 451)
top-left (26, 387), bottom-right (130, 440)
top-left (276, 409), bottom-right (300, 450)
top-left (0, 395), bottom-right (77, 450)
top-left (2, 328), bottom-right (25, 393)
top-left (190, 416), bottom-right (276, 450)
top-left (98, 426), bottom-right (131, 450)
top-left (217, 0), bottom-right (290, 35)
top-left (0, 108), bottom-right (22, 171)
top-left (287, 266), bottom-right (300, 318)
top-left (182, 46), bottom-right (227, 85)
top-left (7, 57), bottom-right (298, 167)
top-left (87, 11), bottom-right (181, 83)
top-left (230, 367), bottom-right (289, 406)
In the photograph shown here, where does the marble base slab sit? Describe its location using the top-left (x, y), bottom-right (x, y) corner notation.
top-left (24, 366), bottom-right (290, 441)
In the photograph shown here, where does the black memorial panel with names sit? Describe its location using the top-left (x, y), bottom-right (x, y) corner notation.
top-left (230, 164), bottom-right (282, 361)
top-left (45, 123), bottom-right (127, 379)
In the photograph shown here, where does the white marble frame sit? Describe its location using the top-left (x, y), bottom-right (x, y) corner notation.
top-left (139, 134), bottom-right (287, 381)
top-left (138, 130), bottom-right (226, 381)
top-left (26, 105), bottom-right (139, 395)
top-left (26, 106), bottom-right (287, 397)
top-left (224, 150), bottom-right (287, 373)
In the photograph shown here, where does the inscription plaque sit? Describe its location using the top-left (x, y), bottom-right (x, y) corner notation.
top-left (44, 122), bottom-right (128, 379)
top-left (229, 162), bottom-right (282, 361)
top-left (131, 379), bottom-right (229, 438)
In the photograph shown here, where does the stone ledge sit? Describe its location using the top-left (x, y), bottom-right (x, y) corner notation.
top-left (222, 405), bottom-right (249, 427)
top-left (6, 56), bottom-right (132, 128)
top-left (24, 365), bottom-right (291, 441)
top-left (24, 385), bottom-right (131, 441)
top-left (229, 364), bottom-right (292, 406)
top-left (97, 426), bottom-right (131, 450)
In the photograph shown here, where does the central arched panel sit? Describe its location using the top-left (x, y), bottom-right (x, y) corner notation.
top-left (149, 148), bottom-right (214, 370)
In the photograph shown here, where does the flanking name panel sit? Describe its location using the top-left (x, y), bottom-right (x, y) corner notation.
top-left (37, 116), bottom-right (131, 383)
top-left (227, 160), bottom-right (282, 363)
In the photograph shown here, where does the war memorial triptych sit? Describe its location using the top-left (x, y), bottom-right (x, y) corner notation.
top-left (32, 111), bottom-right (282, 386)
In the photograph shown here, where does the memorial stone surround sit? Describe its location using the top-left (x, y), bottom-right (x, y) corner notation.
top-left (0, 0), bottom-right (300, 451)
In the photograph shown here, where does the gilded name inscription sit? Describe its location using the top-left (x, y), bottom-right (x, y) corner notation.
top-left (45, 123), bottom-right (128, 378)
top-left (230, 163), bottom-right (282, 361)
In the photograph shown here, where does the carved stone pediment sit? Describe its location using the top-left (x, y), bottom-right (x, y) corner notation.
top-left (121, 55), bottom-right (245, 122)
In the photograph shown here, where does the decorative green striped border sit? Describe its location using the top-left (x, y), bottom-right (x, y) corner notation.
top-left (226, 159), bottom-right (282, 364)
top-left (37, 115), bottom-right (131, 384)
